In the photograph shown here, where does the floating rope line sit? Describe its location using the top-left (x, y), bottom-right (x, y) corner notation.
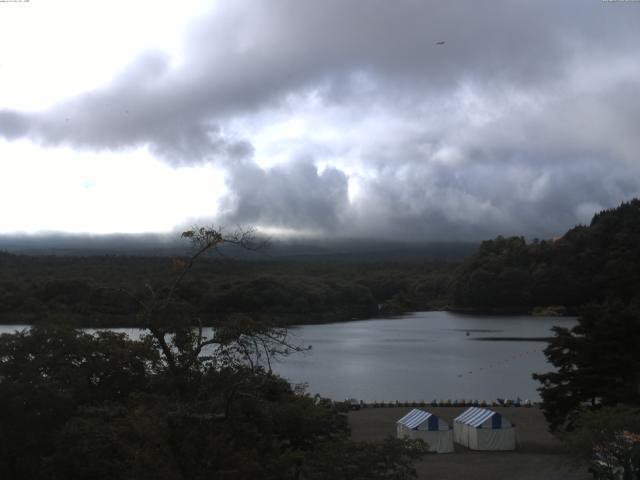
top-left (457, 348), bottom-right (539, 377)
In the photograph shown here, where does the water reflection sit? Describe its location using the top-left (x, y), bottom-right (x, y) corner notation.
top-left (272, 311), bottom-right (575, 402)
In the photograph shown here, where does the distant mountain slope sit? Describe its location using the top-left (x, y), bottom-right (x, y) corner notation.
top-left (262, 239), bottom-right (477, 263)
top-left (451, 199), bottom-right (640, 311)
top-left (0, 234), bottom-right (477, 263)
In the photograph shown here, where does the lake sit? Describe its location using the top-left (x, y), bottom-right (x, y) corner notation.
top-left (0, 311), bottom-right (575, 402)
top-left (272, 311), bottom-right (575, 402)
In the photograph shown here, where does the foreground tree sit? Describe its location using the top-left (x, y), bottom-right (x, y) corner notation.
top-left (0, 327), bottom-right (160, 479)
top-left (561, 406), bottom-right (640, 480)
top-left (0, 227), bottom-right (427, 480)
top-left (301, 437), bottom-right (428, 480)
top-left (533, 302), bottom-right (640, 431)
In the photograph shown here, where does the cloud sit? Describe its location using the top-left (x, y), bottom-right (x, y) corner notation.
top-left (338, 145), bottom-right (640, 241)
top-left (0, 111), bottom-right (30, 139)
top-left (0, 51), bottom-right (254, 165)
top-left (1, 1), bottom-right (640, 239)
top-left (220, 159), bottom-right (349, 234)
top-left (5, 1), bottom-right (638, 157)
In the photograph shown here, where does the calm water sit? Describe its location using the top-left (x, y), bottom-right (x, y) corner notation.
top-left (0, 311), bottom-right (575, 402)
top-left (272, 311), bottom-right (575, 402)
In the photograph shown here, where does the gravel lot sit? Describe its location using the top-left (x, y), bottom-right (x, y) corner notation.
top-left (349, 406), bottom-right (592, 480)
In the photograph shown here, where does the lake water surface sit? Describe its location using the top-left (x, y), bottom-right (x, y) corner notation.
top-left (0, 311), bottom-right (575, 402)
top-left (272, 311), bottom-right (575, 402)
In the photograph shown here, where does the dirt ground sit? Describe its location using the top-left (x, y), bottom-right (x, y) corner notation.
top-left (348, 406), bottom-right (592, 480)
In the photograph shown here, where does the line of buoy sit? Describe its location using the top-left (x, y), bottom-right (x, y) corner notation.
top-left (457, 348), bottom-right (541, 377)
top-left (344, 399), bottom-right (538, 409)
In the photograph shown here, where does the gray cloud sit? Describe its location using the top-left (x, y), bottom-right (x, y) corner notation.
top-left (215, 146), bottom-right (640, 241)
top-left (220, 159), bottom-right (349, 234)
top-left (350, 155), bottom-right (640, 241)
top-left (0, 111), bottom-right (30, 139)
top-left (1, 1), bottom-right (640, 239)
top-left (0, 51), bottom-right (255, 165)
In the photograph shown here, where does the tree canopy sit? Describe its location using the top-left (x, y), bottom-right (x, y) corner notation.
top-left (0, 227), bottom-right (427, 480)
top-left (533, 302), bottom-right (640, 431)
top-left (451, 199), bottom-right (640, 312)
top-left (560, 406), bottom-right (640, 480)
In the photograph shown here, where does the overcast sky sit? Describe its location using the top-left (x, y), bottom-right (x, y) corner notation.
top-left (1, 0), bottom-right (639, 241)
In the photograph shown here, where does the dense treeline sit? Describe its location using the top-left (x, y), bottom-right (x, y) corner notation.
top-left (0, 228), bottom-right (428, 480)
top-left (520, 199), bottom-right (640, 452)
top-left (0, 252), bottom-right (455, 326)
top-left (4, 199), bottom-right (640, 325)
top-left (533, 301), bottom-right (640, 431)
top-left (451, 199), bottom-right (640, 312)
top-left (0, 325), bottom-right (426, 480)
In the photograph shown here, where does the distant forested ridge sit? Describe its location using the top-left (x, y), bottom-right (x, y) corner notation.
top-left (0, 253), bottom-right (454, 327)
top-left (3, 199), bottom-right (639, 326)
top-left (451, 199), bottom-right (640, 312)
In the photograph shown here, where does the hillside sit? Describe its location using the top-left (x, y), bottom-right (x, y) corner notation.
top-left (450, 199), bottom-right (640, 312)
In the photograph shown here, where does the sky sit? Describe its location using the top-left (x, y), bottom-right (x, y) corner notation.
top-left (1, 0), bottom-right (639, 241)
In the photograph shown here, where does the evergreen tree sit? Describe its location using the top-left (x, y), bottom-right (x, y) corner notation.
top-left (533, 303), bottom-right (640, 431)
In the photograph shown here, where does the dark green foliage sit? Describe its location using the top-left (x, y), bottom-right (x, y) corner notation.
top-left (0, 326), bottom-right (161, 479)
top-left (560, 406), bottom-right (640, 480)
top-left (201, 274), bottom-right (378, 320)
top-left (0, 322), bottom-right (425, 479)
top-left (49, 404), bottom-right (179, 480)
top-left (0, 253), bottom-right (455, 326)
top-left (300, 437), bottom-right (429, 480)
top-left (452, 199), bottom-right (640, 311)
top-left (533, 303), bottom-right (640, 431)
top-left (0, 230), bottom-right (434, 478)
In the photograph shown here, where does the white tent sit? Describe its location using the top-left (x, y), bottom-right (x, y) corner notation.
top-left (396, 409), bottom-right (454, 453)
top-left (453, 407), bottom-right (516, 451)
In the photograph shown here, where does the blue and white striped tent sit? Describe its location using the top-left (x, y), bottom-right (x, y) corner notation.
top-left (396, 409), bottom-right (454, 453)
top-left (453, 407), bottom-right (516, 450)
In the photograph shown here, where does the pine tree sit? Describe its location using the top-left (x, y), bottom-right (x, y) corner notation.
top-left (533, 302), bottom-right (640, 431)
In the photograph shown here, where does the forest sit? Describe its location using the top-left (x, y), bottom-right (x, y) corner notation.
top-left (451, 199), bottom-right (640, 313)
top-left (2, 201), bottom-right (640, 478)
top-left (0, 227), bottom-right (431, 480)
top-left (2, 199), bottom-right (640, 327)
top-left (0, 252), bottom-right (454, 327)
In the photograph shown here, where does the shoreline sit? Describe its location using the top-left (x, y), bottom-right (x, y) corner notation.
top-left (0, 306), bottom-right (577, 329)
top-left (347, 400), bottom-right (540, 409)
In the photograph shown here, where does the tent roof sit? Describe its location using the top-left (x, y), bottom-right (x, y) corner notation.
top-left (397, 409), bottom-right (439, 430)
top-left (454, 407), bottom-right (501, 428)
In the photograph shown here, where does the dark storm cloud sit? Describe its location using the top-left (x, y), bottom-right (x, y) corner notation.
top-left (4, 0), bottom-right (638, 158)
top-left (220, 160), bottom-right (349, 233)
top-left (348, 154), bottom-right (640, 241)
top-left (1, 0), bottom-right (640, 239)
